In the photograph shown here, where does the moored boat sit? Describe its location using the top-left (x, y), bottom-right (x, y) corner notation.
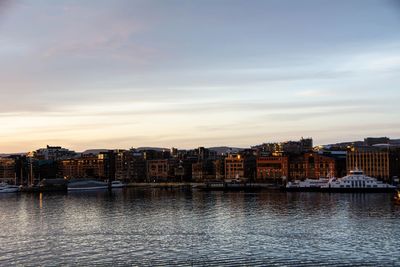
top-left (286, 178), bottom-right (330, 191)
top-left (323, 170), bottom-right (396, 192)
top-left (0, 183), bottom-right (20, 193)
top-left (285, 169), bottom-right (396, 192)
top-left (67, 180), bottom-right (108, 191)
top-left (111, 180), bottom-right (125, 188)
top-left (199, 179), bottom-right (262, 192)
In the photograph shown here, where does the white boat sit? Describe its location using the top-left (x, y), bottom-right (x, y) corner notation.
top-left (323, 169), bottom-right (396, 192)
top-left (286, 178), bottom-right (329, 190)
top-left (286, 169), bottom-right (396, 192)
top-left (68, 180), bottom-right (108, 191)
top-left (0, 183), bottom-right (20, 193)
top-left (111, 180), bottom-right (125, 188)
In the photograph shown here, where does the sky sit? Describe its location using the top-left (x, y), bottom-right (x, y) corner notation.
top-left (1, 0), bottom-right (400, 152)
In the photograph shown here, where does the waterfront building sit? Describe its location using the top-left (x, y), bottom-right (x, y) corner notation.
top-left (147, 159), bottom-right (169, 181)
top-left (191, 162), bottom-right (204, 181)
top-left (214, 158), bottom-right (225, 180)
top-left (347, 148), bottom-right (390, 180)
top-left (0, 157), bottom-right (16, 184)
top-left (115, 150), bottom-right (147, 182)
top-left (289, 153), bottom-right (335, 180)
top-left (239, 149), bottom-right (257, 182)
top-left (180, 157), bottom-right (198, 182)
top-left (256, 156), bottom-right (288, 182)
top-left (225, 154), bottom-right (244, 180)
top-left (316, 150), bottom-right (347, 178)
top-left (191, 160), bottom-right (215, 182)
top-left (60, 154), bottom-right (106, 179)
top-left (99, 151), bottom-right (116, 181)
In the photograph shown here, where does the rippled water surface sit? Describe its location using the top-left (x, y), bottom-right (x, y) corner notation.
top-left (1, 189), bottom-right (400, 266)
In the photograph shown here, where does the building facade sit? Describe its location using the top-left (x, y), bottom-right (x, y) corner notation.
top-left (0, 158), bottom-right (15, 184)
top-left (256, 156), bottom-right (288, 182)
top-left (225, 154), bottom-right (244, 180)
top-left (147, 159), bottom-right (169, 181)
top-left (289, 153), bottom-right (335, 180)
top-left (347, 150), bottom-right (390, 180)
top-left (60, 154), bottom-right (106, 179)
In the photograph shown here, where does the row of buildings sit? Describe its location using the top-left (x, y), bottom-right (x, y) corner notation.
top-left (1, 137), bottom-right (400, 185)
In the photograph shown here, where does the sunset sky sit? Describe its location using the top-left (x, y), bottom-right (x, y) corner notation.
top-left (1, 0), bottom-right (400, 152)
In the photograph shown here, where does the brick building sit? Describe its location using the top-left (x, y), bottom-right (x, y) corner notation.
top-left (289, 153), bottom-right (335, 180)
top-left (256, 156), bottom-right (288, 182)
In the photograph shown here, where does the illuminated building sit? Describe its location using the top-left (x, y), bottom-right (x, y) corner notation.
top-left (225, 154), bottom-right (244, 180)
top-left (256, 156), bottom-right (288, 182)
top-left (347, 149), bottom-right (390, 180)
top-left (289, 153), bottom-right (335, 180)
top-left (60, 154), bottom-right (106, 179)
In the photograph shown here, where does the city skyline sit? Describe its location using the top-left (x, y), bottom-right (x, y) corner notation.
top-left (1, 135), bottom-right (398, 155)
top-left (1, 0), bottom-right (400, 152)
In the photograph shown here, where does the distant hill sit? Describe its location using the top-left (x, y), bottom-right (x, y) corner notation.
top-left (81, 149), bottom-right (111, 155)
top-left (136, 147), bottom-right (169, 151)
top-left (0, 153), bottom-right (26, 157)
top-left (208, 146), bottom-right (246, 155)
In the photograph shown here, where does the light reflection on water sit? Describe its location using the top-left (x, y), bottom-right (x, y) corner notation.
top-left (0, 189), bottom-right (399, 266)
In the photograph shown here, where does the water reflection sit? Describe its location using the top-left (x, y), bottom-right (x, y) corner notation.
top-left (0, 189), bottom-right (399, 266)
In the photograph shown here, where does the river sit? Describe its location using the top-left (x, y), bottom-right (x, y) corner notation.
top-left (0, 189), bottom-right (399, 266)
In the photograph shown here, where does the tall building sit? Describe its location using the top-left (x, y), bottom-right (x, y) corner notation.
top-left (115, 150), bottom-right (146, 182)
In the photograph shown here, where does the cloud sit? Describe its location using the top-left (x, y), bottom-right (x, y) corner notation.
top-left (295, 89), bottom-right (335, 97)
top-left (335, 44), bottom-right (400, 74)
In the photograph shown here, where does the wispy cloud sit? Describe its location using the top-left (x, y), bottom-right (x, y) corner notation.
top-left (295, 89), bottom-right (335, 97)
